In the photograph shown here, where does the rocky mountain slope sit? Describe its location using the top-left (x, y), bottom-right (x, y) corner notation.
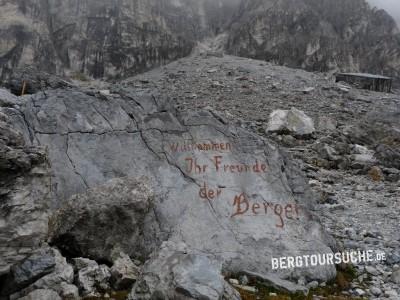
top-left (1, 1), bottom-right (400, 299)
top-left (0, 52), bottom-right (399, 299)
top-left (127, 53), bottom-right (400, 298)
top-left (0, 0), bottom-right (238, 80)
top-left (226, 0), bottom-right (400, 80)
top-left (1, 0), bottom-right (400, 83)
top-left (367, 0), bottom-right (400, 26)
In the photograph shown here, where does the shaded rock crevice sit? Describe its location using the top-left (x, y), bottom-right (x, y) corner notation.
top-left (65, 133), bottom-right (89, 189)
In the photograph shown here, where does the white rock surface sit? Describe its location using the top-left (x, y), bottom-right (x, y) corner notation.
top-left (267, 108), bottom-right (315, 135)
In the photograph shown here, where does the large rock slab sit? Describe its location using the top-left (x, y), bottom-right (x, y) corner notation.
top-left (0, 248), bottom-right (56, 296)
top-left (128, 241), bottom-right (241, 300)
top-left (0, 89), bottom-right (51, 276)
top-left (9, 86), bottom-right (336, 289)
top-left (3, 247), bottom-right (74, 299)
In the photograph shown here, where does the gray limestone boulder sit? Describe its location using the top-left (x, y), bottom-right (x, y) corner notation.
top-left (0, 89), bottom-right (21, 107)
top-left (391, 269), bottom-right (400, 284)
top-left (128, 241), bottom-right (241, 300)
top-left (21, 248), bottom-right (74, 295)
top-left (0, 248), bottom-right (56, 296)
top-left (49, 177), bottom-right (156, 262)
top-left (59, 283), bottom-right (79, 300)
top-left (73, 258), bottom-right (111, 296)
top-left (8, 86), bottom-right (336, 294)
top-left (5, 248), bottom-right (74, 299)
top-left (267, 108), bottom-right (315, 136)
top-left (344, 104), bottom-right (400, 170)
top-left (350, 153), bottom-right (377, 169)
top-left (110, 252), bottom-right (140, 290)
top-left (0, 90), bottom-right (51, 277)
top-left (16, 289), bottom-right (61, 300)
top-left (375, 144), bottom-right (400, 170)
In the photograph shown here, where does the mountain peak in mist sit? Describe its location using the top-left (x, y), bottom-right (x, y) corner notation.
top-left (367, 0), bottom-right (400, 25)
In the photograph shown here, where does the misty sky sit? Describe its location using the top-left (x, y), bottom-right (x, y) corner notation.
top-left (367, 0), bottom-right (400, 25)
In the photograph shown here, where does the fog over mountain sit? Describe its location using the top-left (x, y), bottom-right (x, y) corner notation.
top-left (367, 0), bottom-right (400, 25)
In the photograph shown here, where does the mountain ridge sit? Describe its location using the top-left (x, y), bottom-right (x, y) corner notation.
top-left (0, 0), bottom-right (399, 82)
top-left (226, 0), bottom-right (400, 81)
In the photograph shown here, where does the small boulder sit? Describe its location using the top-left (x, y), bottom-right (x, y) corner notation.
top-left (17, 289), bottom-right (61, 300)
top-left (307, 281), bottom-right (319, 289)
top-left (72, 258), bottom-right (98, 270)
top-left (384, 289), bottom-right (399, 297)
top-left (110, 252), bottom-right (139, 290)
top-left (223, 281), bottom-right (242, 300)
top-left (353, 144), bottom-right (373, 155)
top-left (128, 241), bottom-right (238, 300)
top-left (0, 248), bottom-right (56, 296)
top-left (301, 87), bottom-right (315, 94)
top-left (73, 258), bottom-right (111, 296)
top-left (59, 282), bottom-right (79, 300)
top-left (355, 288), bottom-right (366, 296)
top-left (232, 284), bottom-right (257, 293)
top-left (391, 269), bottom-right (400, 284)
top-left (314, 143), bottom-right (338, 161)
top-left (49, 177), bottom-right (155, 262)
top-left (99, 90), bottom-right (111, 96)
top-left (8, 248), bottom-right (74, 299)
top-left (370, 286), bottom-right (382, 296)
top-left (0, 89), bottom-right (21, 107)
top-left (267, 108), bottom-right (315, 136)
top-left (350, 153), bottom-right (377, 169)
top-left (241, 271), bottom-right (308, 294)
top-left (365, 266), bottom-right (379, 276)
top-left (228, 278), bottom-right (239, 285)
top-left (26, 248), bottom-right (74, 293)
top-left (368, 166), bottom-right (384, 182)
top-left (375, 144), bottom-right (400, 170)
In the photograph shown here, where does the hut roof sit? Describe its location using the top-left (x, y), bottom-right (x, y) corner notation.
top-left (337, 73), bottom-right (392, 80)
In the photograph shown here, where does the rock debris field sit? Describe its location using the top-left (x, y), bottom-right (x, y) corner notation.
top-left (125, 53), bottom-right (400, 299)
top-left (0, 53), bottom-right (399, 300)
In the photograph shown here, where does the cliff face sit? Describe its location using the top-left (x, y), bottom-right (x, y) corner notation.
top-left (1, 0), bottom-right (400, 81)
top-left (0, 0), bottom-right (235, 80)
top-left (226, 0), bottom-right (400, 79)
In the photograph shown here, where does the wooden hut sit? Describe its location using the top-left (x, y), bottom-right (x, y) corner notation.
top-left (336, 73), bottom-right (392, 93)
